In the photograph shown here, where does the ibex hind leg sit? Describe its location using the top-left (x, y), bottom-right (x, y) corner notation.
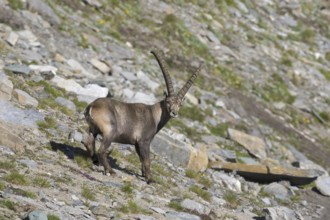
top-left (82, 131), bottom-right (98, 164)
top-left (138, 141), bottom-right (153, 184)
top-left (135, 144), bottom-right (146, 177)
top-left (98, 136), bottom-right (116, 176)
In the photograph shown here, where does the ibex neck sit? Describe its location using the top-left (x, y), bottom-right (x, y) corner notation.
top-left (153, 100), bottom-right (171, 133)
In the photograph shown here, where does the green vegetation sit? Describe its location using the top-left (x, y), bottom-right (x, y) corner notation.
top-left (319, 68), bottom-right (330, 81)
top-left (81, 184), bottom-right (96, 201)
top-left (215, 65), bottom-right (242, 88)
top-left (179, 105), bottom-right (205, 122)
top-left (185, 169), bottom-right (212, 188)
top-left (4, 172), bottom-right (29, 186)
top-left (0, 182), bottom-right (5, 191)
top-left (0, 160), bottom-right (16, 171)
top-left (223, 190), bottom-right (240, 208)
top-left (280, 54), bottom-right (293, 67)
top-left (319, 111), bottom-right (330, 122)
top-left (72, 97), bottom-right (87, 113)
top-left (37, 116), bottom-right (58, 136)
top-left (33, 177), bottom-right (51, 188)
top-left (253, 73), bottom-right (295, 104)
top-left (288, 28), bottom-right (315, 44)
top-left (0, 199), bottom-right (16, 211)
top-left (207, 123), bottom-right (229, 138)
top-left (8, 0), bottom-right (24, 10)
top-left (325, 52), bottom-right (330, 62)
top-left (74, 155), bottom-right (91, 169)
top-left (47, 214), bottom-right (61, 220)
top-left (189, 185), bottom-right (211, 201)
top-left (121, 182), bottom-right (134, 195)
top-left (167, 119), bottom-right (203, 142)
top-left (168, 200), bottom-right (184, 211)
top-left (119, 200), bottom-right (151, 214)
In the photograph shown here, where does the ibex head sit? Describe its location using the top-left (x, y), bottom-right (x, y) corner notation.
top-left (151, 50), bottom-right (202, 118)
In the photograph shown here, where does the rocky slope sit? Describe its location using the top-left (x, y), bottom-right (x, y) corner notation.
top-left (0, 0), bottom-right (330, 219)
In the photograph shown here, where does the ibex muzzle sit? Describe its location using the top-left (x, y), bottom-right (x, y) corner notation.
top-left (83, 50), bottom-right (202, 183)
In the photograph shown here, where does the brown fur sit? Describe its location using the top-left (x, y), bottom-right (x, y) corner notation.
top-left (83, 50), bottom-right (202, 183)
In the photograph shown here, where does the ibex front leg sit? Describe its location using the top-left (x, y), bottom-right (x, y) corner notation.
top-left (137, 140), bottom-right (152, 184)
top-left (98, 135), bottom-right (116, 175)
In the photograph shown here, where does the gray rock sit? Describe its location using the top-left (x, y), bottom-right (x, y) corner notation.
top-left (136, 70), bottom-right (160, 91)
top-left (27, 210), bottom-right (48, 220)
top-left (0, 74), bottom-right (13, 101)
top-left (263, 183), bottom-right (294, 200)
top-left (238, 157), bottom-right (259, 165)
top-left (315, 176), bottom-right (330, 196)
top-left (263, 206), bottom-right (304, 220)
top-left (91, 205), bottom-right (111, 217)
top-left (137, 216), bottom-right (156, 220)
top-left (0, 145), bottom-right (15, 155)
top-left (4, 64), bottom-right (31, 75)
top-left (6, 31), bottom-right (19, 46)
top-left (69, 131), bottom-right (83, 143)
top-left (29, 64), bottom-right (57, 79)
top-left (83, 0), bottom-right (103, 9)
top-left (55, 97), bottom-right (76, 112)
top-left (27, 0), bottom-right (61, 26)
top-left (0, 100), bottom-right (43, 128)
top-left (67, 59), bottom-right (96, 78)
top-left (19, 159), bottom-right (38, 169)
top-left (89, 58), bottom-right (111, 74)
top-left (17, 30), bottom-right (40, 46)
top-left (227, 128), bottom-right (267, 159)
top-left (131, 92), bottom-right (157, 105)
top-left (13, 89), bottom-right (39, 107)
top-left (212, 171), bottom-right (241, 192)
top-left (180, 199), bottom-right (211, 216)
top-left (51, 76), bottom-right (108, 100)
top-left (165, 211), bottom-right (201, 220)
top-left (150, 207), bottom-right (166, 215)
top-left (121, 71), bottom-right (138, 81)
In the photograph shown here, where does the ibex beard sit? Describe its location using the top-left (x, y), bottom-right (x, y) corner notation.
top-left (82, 50), bottom-right (202, 184)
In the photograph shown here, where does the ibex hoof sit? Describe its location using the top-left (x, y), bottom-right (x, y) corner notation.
top-left (146, 177), bottom-right (154, 184)
top-left (104, 169), bottom-right (116, 176)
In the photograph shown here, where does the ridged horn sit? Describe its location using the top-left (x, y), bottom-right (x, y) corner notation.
top-left (151, 50), bottom-right (174, 96)
top-left (177, 63), bottom-right (202, 100)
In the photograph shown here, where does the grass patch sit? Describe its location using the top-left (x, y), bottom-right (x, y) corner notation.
top-left (81, 184), bottom-right (96, 201)
top-left (179, 105), bottom-right (205, 122)
top-left (223, 190), bottom-right (240, 208)
top-left (319, 68), bottom-right (330, 81)
top-left (8, 0), bottom-right (24, 10)
top-left (215, 65), bottom-right (242, 88)
top-left (168, 200), bottom-right (184, 211)
top-left (325, 52), bottom-right (330, 61)
top-left (0, 182), bottom-right (5, 191)
top-left (4, 172), bottom-right (29, 186)
top-left (74, 155), bottom-right (91, 169)
top-left (0, 200), bottom-right (16, 211)
top-left (185, 169), bottom-right (212, 188)
top-left (207, 123), bottom-right (229, 137)
top-left (189, 185), bottom-right (211, 202)
top-left (0, 160), bottom-right (16, 171)
top-left (253, 73), bottom-right (295, 104)
top-left (153, 163), bottom-right (172, 177)
top-left (167, 119), bottom-right (203, 142)
top-left (319, 111), bottom-right (330, 122)
top-left (121, 182), bottom-right (134, 195)
top-left (119, 200), bottom-right (150, 214)
top-left (47, 214), bottom-right (61, 220)
top-left (72, 97), bottom-right (87, 112)
top-left (33, 177), bottom-right (51, 188)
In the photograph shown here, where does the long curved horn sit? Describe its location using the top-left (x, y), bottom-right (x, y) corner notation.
top-left (151, 50), bottom-right (174, 96)
top-left (177, 63), bottom-right (202, 100)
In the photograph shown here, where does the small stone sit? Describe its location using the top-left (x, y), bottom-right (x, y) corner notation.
top-left (89, 58), bottom-right (111, 74)
top-left (6, 31), bottom-right (19, 46)
top-left (315, 176), bottom-right (330, 196)
top-left (67, 59), bottom-right (95, 78)
top-left (91, 205), bottom-right (111, 217)
top-left (27, 210), bottom-right (48, 220)
top-left (4, 64), bottom-right (31, 75)
top-left (263, 182), bottom-right (294, 200)
top-left (0, 145), bottom-right (15, 155)
top-left (180, 199), bottom-right (210, 216)
top-left (150, 207), bottom-right (166, 215)
top-left (19, 159), bottom-right (38, 169)
top-left (165, 211), bottom-right (201, 220)
top-left (263, 206), bottom-right (304, 220)
top-left (13, 89), bottom-right (39, 107)
top-left (212, 171), bottom-right (241, 192)
top-left (29, 64), bottom-right (57, 78)
top-left (0, 75), bottom-right (13, 101)
top-left (69, 131), bottom-right (83, 143)
top-left (55, 97), bottom-right (76, 112)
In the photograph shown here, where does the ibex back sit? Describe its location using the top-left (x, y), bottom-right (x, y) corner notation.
top-left (83, 50), bottom-right (202, 183)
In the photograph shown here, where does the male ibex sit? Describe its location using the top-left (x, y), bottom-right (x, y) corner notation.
top-left (83, 50), bottom-right (202, 183)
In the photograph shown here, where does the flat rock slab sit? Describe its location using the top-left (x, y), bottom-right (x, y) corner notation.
top-left (210, 161), bottom-right (323, 185)
top-left (227, 128), bottom-right (267, 159)
top-left (0, 123), bottom-right (25, 154)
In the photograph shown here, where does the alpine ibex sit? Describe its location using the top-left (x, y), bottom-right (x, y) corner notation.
top-left (83, 50), bottom-right (202, 183)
